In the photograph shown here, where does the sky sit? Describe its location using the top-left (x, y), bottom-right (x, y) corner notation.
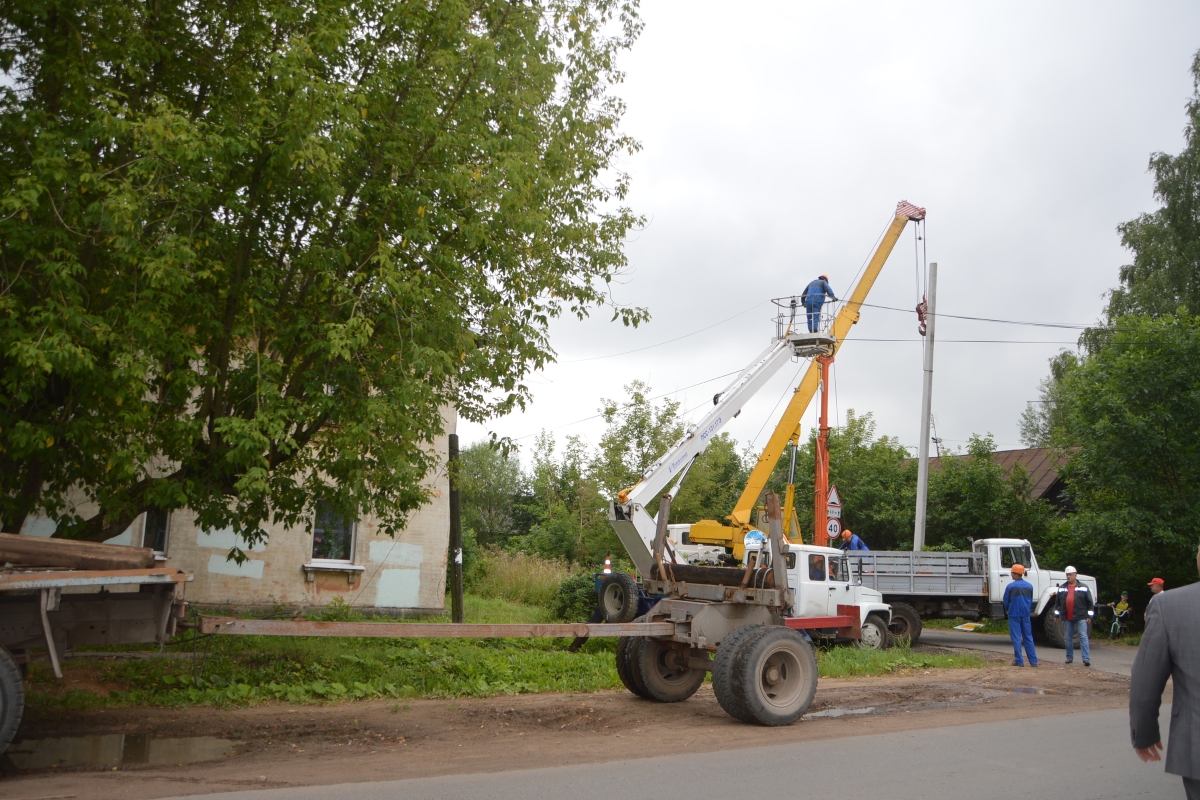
top-left (458, 2), bottom-right (1200, 465)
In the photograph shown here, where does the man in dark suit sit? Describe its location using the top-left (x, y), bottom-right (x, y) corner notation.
top-left (1130, 544), bottom-right (1200, 799)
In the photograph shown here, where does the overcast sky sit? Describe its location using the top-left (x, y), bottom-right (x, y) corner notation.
top-left (458, 2), bottom-right (1200, 465)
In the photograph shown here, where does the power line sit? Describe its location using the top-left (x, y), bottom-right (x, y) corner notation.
top-left (856, 301), bottom-right (1092, 330)
top-left (557, 300), bottom-right (769, 363)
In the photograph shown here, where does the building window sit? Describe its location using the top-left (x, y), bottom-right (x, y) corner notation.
top-left (312, 503), bottom-right (355, 562)
top-left (142, 509), bottom-right (170, 555)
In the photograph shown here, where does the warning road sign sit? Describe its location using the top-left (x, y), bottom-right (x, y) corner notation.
top-left (826, 517), bottom-right (841, 539)
top-left (826, 486), bottom-right (841, 507)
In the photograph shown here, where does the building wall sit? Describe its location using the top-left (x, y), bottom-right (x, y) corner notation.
top-left (18, 411), bottom-right (455, 614)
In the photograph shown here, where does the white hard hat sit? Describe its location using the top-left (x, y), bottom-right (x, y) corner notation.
top-left (1064, 565), bottom-right (1077, 574)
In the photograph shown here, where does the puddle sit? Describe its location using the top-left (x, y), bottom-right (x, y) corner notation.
top-left (6, 734), bottom-right (239, 771)
top-left (806, 706), bottom-right (878, 718)
top-left (1010, 686), bottom-right (1046, 695)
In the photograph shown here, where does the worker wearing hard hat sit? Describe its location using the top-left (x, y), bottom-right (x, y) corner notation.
top-left (800, 275), bottom-right (838, 333)
top-left (840, 529), bottom-right (869, 552)
top-left (1054, 566), bottom-right (1094, 666)
top-left (1003, 564), bottom-right (1038, 667)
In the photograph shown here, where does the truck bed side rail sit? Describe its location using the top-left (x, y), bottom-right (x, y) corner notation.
top-left (848, 551), bottom-right (987, 596)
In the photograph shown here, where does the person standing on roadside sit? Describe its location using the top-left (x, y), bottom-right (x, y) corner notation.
top-left (1003, 564), bottom-right (1037, 667)
top-left (1054, 566), bottom-right (1094, 666)
top-left (1130, 545), bottom-right (1200, 799)
top-left (1145, 577), bottom-right (1166, 623)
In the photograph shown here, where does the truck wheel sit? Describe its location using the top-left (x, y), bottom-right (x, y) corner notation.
top-left (887, 603), bottom-right (922, 646)
top-left (857, 614), bottom-right (889, 651)
top-left (616, 634), bottom-right (651, 699)
top-left (732, 627), bottom-right (817, 727)
top-left (599, 572), bottom-right (640, 624)
top-left (634, 639), bottom-right (706, 703)
top-left (712, 624), bottom-right (765, 723)
top-left (0, 646), bottom-right (23, 755)
top-left (1043, 613), bottom-right (1065, 649)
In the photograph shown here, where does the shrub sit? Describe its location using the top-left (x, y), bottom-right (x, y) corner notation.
top-left (469, 547), bottom-right (571, 607)
top-left (551, 573), bottom-right (598, 621)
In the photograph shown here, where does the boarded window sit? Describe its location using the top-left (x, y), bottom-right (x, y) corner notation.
top-left (312, 504), bottom-right (355, 561)
top-left (142, 509), bottom-right (170, 554)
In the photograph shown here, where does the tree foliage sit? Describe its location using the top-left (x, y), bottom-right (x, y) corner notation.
top-left (1104, 51), bottom-right (1200, 322)
top-left (0, 0), bottom-right (645, 544)
top-left (1052, 314), bottom-right (1200, 594)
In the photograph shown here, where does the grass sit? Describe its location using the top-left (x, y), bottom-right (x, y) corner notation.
top-left (25, 597), bottom-right (985, 712)
top-left (816, 644), bottom-right (985, 678)
top-left (469, 549), bottom-right (573, 607)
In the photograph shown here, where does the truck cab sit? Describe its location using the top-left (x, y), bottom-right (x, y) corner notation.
top-left (974, 538), bottom-right (1098, 620)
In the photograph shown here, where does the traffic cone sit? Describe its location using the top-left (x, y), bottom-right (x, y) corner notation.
top-left (603, 555), bottom-right (612, 574)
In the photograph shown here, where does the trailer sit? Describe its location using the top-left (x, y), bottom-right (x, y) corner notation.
top-left (0, 566), bottom-right (192, 754)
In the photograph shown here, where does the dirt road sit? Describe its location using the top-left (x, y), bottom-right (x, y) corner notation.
top-left (2, 650), bottom-right (1132, 800)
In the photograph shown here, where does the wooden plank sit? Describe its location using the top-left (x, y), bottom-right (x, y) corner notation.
top-left (199, 617), bottom-right (677, 639)
top-left (0, 568), bottom-right (191, 591)
top-left (0, 532), bottom-right (154, 570)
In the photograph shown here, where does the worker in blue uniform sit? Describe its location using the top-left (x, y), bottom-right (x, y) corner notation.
top-left (840, 529), bottom-right (869, 552)
top-left (1003, 563), bottom-right (1038, 667)
top-left (800, 275), bottom-right (838, 333)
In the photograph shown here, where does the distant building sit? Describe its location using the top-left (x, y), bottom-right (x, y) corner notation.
top-left (924, 446), bottom-right (1076, 514)
top-left (16, 412), bottom-right (456, 616)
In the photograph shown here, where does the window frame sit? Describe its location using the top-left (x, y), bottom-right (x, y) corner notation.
top-left (808, 554), bottom-right (827, 582)
top-left (141, 509), bottom-right (171, 559)
top-left (309, 503), bottom-right (357, 564)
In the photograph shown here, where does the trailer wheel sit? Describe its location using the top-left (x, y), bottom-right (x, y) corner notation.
top-left (857, 614), bottom-right (890, 651)
top-left (598, 572), bottom-right (640, 624)
top-left (732, 627), bottom-right (817, 727)
top-left (887, 603), bottom-right (922, 646)
top-left (615, 635), bottom-right (651, 699)
top-left (712, 624), bottom-right (765, 723)
top-left (0, 646), bottom-right (23, 755)
top-left (634, 639), bottom-right (705, 703)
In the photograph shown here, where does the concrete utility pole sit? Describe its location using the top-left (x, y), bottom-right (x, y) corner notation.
top-left (913, 262), bottom-right (938, 552)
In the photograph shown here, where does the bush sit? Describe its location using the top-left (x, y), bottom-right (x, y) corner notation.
top-left (551, 573), bottom-right (598, 621)
top-left (468, 547), bottom-right (571, 607)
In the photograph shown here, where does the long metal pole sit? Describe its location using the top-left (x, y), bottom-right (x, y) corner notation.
top-left (814, 355), bottom-right (833, 547)
top-left (448, 433), bottom-right (464, 623)
top-left (913, 263), bottom-right (938, 552)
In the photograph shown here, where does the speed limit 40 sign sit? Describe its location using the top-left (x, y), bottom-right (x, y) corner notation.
top-left (826, 517), bottom-right (841, 539)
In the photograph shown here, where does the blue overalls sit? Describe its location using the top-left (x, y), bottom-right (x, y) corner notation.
top-left (1003, 577), bottom-right (1038, 666)
top-left (801, 278), bottom-right (837, 333)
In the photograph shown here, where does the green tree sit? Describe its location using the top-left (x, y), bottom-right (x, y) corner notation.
top-left (925, 434), bottom-right (1058, 551)
top-left (1104, 50), bottom-right (1200, 322)
top-left (1018, 351), bottom-right (1081, 447)
top-left (0, 0), bottom-right (645, 545)
top-left (1053, 313), bottom-right (1200, 594)
top-left (591, 380), bottom-right (683, 497)
top-left (458, 441), bottom-right (523, 548)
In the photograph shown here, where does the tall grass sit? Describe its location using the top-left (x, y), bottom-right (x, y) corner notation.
top-left (468, 548), bottom-right (572, 607)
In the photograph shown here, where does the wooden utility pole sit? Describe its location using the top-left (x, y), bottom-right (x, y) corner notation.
top-left (448, 434), bottom-right (464, 623)
top-left (913, 262), bottom-right (938, 552)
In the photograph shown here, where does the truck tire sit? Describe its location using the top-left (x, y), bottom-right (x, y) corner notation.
top-left (887, 603), bottom-right (922, 646)
top-left (1043, 613), bottom-right (1066, 648)
top-left (0, 646), bottom-right (23, 755)
top-left (712, 624), bottom-right (765, 723)
top-left (616, 634), bottom-right (651, 699)
top-left (598, 572), bottom-right (640, 624)
top-left (634, 639), bottom-right (706, 703)
top-left (732, 627), bottom-right (817, 727)
top-left (857, 614), bottom-right (890, 651)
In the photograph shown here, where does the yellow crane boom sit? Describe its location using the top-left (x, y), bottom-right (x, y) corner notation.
top-left (688, 201), bottom-right (926, 558)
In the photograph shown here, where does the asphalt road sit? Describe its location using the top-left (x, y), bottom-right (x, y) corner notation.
top-left (170, 706), bottom-right (1176, 800)
top-left (919, 627), bottom-right (1139, 675)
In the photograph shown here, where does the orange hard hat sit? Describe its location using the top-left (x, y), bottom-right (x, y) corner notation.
top-left (841, 529), bottom-right (851, 538)
top-left (1010, 564), bottom-right (1025, 575)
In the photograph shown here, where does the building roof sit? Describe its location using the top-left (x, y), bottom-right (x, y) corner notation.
top-left (925, 447), bottom-right (1076, 500)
